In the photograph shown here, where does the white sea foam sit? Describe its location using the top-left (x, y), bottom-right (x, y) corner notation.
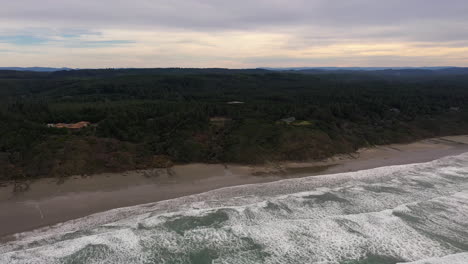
top-left (1, 153), bottom-right (468, 263)
top-left (401, 253), bottom-right (468, 264)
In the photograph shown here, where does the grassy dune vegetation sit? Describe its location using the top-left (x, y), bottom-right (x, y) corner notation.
top-left (1, 68), bottom-right (468, 181)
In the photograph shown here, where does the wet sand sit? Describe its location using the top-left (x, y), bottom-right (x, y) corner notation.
top-left (1, 135), bottom-right (468, 239)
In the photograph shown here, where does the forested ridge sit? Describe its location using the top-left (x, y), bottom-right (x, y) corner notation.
top-left (1, 68), bottom-right (468, 181)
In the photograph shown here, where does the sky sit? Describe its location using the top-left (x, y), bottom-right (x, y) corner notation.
top-left (1, 0), bottom-right (468, 68)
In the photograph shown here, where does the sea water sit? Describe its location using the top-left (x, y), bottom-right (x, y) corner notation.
top-left (1, 153), bottom-right (468, 264)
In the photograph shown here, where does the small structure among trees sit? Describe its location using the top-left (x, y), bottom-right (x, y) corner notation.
top-left (47, 121), bottom-right (91, 129)
top-left (227, 101), bottom-right (245, 105)
top-left (279, 117), bottom-right (296, 124)
top-left (209, 117), bottom-right (232, 127)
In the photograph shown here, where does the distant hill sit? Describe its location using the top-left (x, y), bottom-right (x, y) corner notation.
top-left (2, 66), bottom-right (466, 74)
top-left (1, 67), bottom-right (468, 81)
top-left (258, 67), bottom-right (468, 80)
top-left (0, 68), bottom-right (271, 79)
top-left (261, 67), bottom-right (456, 71)
top-left (0, 67), bottom-right (73, 72)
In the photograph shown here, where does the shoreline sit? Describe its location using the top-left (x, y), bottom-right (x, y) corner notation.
top-left (1, 135), bottom-right (468, 239)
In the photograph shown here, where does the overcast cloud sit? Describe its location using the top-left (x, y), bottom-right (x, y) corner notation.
top-left (1, 0), bottom-right (468, 67)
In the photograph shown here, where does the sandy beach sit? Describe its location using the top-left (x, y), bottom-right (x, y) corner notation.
top-left (1, 135), bottom-right (468, 239)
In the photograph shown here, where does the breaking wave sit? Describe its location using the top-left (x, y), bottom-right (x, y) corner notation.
top-left (1, 153), bottom-right (468, 263)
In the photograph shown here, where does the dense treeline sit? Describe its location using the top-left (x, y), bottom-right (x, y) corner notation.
top-left (1, 68), bottom-right (468, 181)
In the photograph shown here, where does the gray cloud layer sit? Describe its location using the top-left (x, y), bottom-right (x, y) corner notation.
top-left (2, 0), bottom-right (468, 30)
top-left (1, 0), bottom-right (468, 67)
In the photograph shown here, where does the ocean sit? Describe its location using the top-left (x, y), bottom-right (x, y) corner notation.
top-left (1, 153), bottom-right (468, 264)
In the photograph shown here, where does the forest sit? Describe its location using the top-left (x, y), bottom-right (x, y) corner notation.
top-left (1, 68), bottom-right (468, 181)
